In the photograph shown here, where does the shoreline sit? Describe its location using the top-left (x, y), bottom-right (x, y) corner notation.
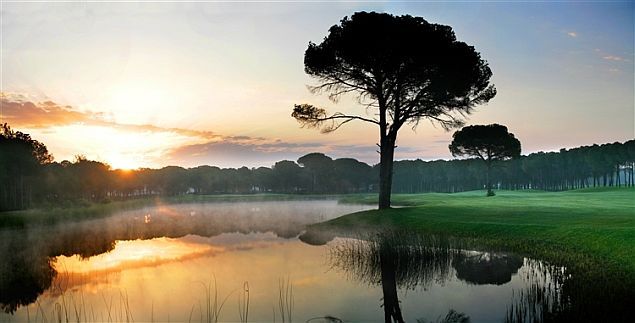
top-left (307, 188), bottom-right (635, 279)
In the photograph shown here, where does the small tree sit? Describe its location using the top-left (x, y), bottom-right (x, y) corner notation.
top-left (292, 12), bottom-right (496, 209)
top-left (449, 124), bottom-right (521, 196)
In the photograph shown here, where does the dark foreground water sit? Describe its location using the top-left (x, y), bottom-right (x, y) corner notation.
top-left (0, 200), bottom-right (627, 322)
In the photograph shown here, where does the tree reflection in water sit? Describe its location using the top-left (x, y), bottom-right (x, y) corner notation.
top-left (324, 228), bottom-right (634, 323)
top-left (328, 231), bottom-right (567, 323)
top-left (453, 251), bottom-right (523, 285)
top-left (329, 231), bottom-right (464, 323)
top-left (0, 238), bottom-right (55, 314)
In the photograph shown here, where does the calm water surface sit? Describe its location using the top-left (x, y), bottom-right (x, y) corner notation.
top-left (1, 201), bottom-right (566, 322)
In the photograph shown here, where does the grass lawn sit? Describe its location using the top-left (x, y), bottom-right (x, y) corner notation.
top-left (320, 188), bottom-right (635, 278)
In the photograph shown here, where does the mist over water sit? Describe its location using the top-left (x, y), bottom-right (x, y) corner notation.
top-left (1, 200), bottom-right (371, 318)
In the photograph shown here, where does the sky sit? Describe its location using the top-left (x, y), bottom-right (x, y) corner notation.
top-left (1, 1), bottom-right (633, 169)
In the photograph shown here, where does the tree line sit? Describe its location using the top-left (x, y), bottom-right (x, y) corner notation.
top-left (1, 123), bottom-right (633, 211)
top-left (392, 139), bottom-right (635, 194)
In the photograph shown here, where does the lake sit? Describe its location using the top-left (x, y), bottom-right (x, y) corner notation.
top-left (0, 200), bottom-right (584, 322)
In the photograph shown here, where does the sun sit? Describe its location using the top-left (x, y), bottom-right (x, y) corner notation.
top-left (46, 122), bottom-right (202, 170)
top-left (105, 151), bottom-right (142, 170)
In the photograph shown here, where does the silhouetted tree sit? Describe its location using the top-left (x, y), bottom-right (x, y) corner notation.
top-left (449, 124), bottom-right (521, 196)
top-left (333, 158), bottom-right (373, 193)
top-left (71, 155), bottom-right (111, 201)
top-left (292, 12), bottom-right (496, 209)
top-left (298, 152), bottom-right (333, 193)
top-left (0, 123), bottom-right (53, 210)
top-left (253, 166), bottom-right (274, 192)
top-left (157, 166), bottom-right (188, 195)
top-left (272, 160), bottom-right (304, 193)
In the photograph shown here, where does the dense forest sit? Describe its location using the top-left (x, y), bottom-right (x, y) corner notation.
top-left (1, 123), bottom-right (634, 211)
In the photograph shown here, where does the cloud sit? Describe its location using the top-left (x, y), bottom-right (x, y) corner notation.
top-left (566, 31), bottom-right (577, 38)
top-left (603, 55), bottom-right (626, 61)
top-left (0, 93), bottom-right (276, 167)
top-left (593, 48), bottom-right (630, 63)
top-left (1, 93), bottom-right (98, 127)
top-left (0, 92), bottom-right (251, 143)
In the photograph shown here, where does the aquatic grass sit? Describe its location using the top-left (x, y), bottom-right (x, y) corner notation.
top-left (199, 276), bottom-right (235, 323)
top-left (416, 309), bottom-right (471, 323)
top-left (187, 304), bottom-right (194, 323)
top-left (329, 231), bottom-right (461, 289)
top-left (119, 291), bottom-right (133, 323)
top-left (276, 277), bottom-right (293, 323)
top-left (237, 281), bottom-right (249, 323)
top-left (306, 315), bottom-right (344, 323)
top-left (504, 259), bottom-right (566, 323)
top-left (17, 275), bottom-right (256, 323)
top-left (43, 275), bottom-right (106, 323)
top-left (101, 293), bottom-right (113, 323)
top-left (22, 288), bottom-right (134, 323)
top-left (34, 300), bottom-right (46, 323)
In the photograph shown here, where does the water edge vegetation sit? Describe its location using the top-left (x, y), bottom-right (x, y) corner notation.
top-left (323, 188), bottom-right (635, 275)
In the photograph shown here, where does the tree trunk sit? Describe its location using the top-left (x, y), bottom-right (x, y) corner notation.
top-left (378, 135), bottom-right (396, 209)
top-left (486, 160), bottom-right (494, 196)
top-left (380, 251), bottom-right (405, 323)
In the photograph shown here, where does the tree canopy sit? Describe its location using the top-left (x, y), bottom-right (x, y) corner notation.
top-left (0, 123), bottom-right (53, 210)
top-left (449, 124), bottom-right (521, 195)
top-left (293, 11), bottom-right (496, 208)
top-left (449, 124), bottom-right (521, 161)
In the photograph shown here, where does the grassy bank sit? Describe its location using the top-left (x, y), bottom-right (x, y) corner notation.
top-left (0, 193), bottom-right (341, 227)
top-left (319, 188), bottom-right (635, 277)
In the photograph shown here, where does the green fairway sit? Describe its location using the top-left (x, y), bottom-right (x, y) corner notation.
top-left (322, 188), bottom-right (635, 278)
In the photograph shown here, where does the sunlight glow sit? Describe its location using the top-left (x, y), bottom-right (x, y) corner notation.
top-left (26, 124), bottom-right (206, 169)
top-left (53, 237), bottom-right (223, 274)
top-left (105, 152), bottom-right (141, 170)
top-left (99, 79), bottom-right (182, 126)
top-left (109, 83), bottom-right (163, 113)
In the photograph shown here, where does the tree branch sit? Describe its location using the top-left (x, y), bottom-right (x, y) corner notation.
top-left (292, 104), bottom-right (379, 133)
